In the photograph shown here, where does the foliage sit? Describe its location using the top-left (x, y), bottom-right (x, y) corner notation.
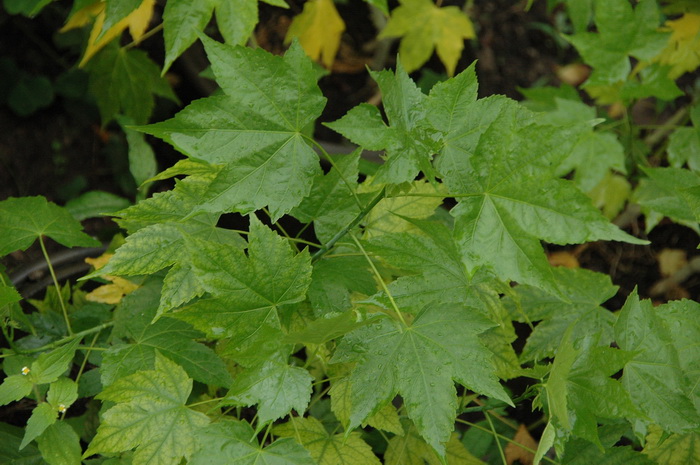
top-left (2, 0), bottom-right (700, 464)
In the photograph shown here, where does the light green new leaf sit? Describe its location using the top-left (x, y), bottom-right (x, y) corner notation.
top-left (102, 283), bottom-right (232, 388)
top-left (326, 61), bottom-right (440, 184)
top-left (633, 166), bottom-right (700, 232)
top-left (379, 0), bottom-right (474, 75)
top-left (643, 425), bottom-right (700, 465)
top-left (36, 421), bottom-right (82, 465)
top-left (0, 196), bottom-right (98, 257)
top-left (331, 304), bottom-right (510, 456)
top-left (274, 416), bottom-right (381, 465)
top-left (614, 290), bottom-right (700, 433)
top-left (85, 353), bottom-right (210, 465)
top-left (172, 216), bottom-right (312, 364)
top-left (506, 267), bottom-right (617, 362)
top-left (21, 403), bottom-right (56, 449)
top-left (190, 419), bottom-right (314, 465)
top-left (86, 44), bottom-right (177, 124)
top-left (565, 0), bottom-right (668, 86)
top-left (142, 39), bottom-right (325, 220)
top-left (223, 358), bottom-right (312, 424)
top-left (544, 329), bottom-right (640, 449)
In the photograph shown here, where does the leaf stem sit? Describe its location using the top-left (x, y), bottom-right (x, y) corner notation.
top-left (456, 418), bottom-right (562, 465)
top-left (12, 321), bottom-right (114, 355)
top-left (311, 187), bottom-right (386, 262)
top-left (39, 236), bottom-right (73, 336)
top-left (350, 233), bottom-right (408, 328)
top-left (485, 411), bottom-right (508, 465)
top-left (124, 23), bottom-right (164, 50)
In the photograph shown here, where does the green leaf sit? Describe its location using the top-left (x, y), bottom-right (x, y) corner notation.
top-left (614, 290), bottom-right (700, 433)
top-left (307, 256), bottom-right (376, 316)
top-left (565, 0), bottom-right (669, 85)
top-left (284, 311), bottom-right (365, 345)
top-left (215, 0), bottom-right (258, 46)
top-left (385, 422), bottom-right (483, 465)
top-left (172, 215), bottom-right (311, 363)
top-left (329, 377), bottom-right (403, 434)
top-left (46, 378), bottom-right (78, 412)
top-left (633, 166), bottom-right (700, 232)
top-left (0, 196), bottom-right (98, 257)
top-left (543, 328), bottom-right (640, 449)
top-left (0, 374), bottom-right (34, 406)
top-left (506, 267), bottom-right (618, 362)
top-left (190, 419), bottom-right (315, 465)
top-left (331, 303), bottom-right (510, 456)
top-left (118, 116), bottom-right (158, 193)
top-left (141, 39), bottom-right (325, 220)
top-left (31, 338), bottom-right (82, 385)
top-left (643, 425), bottom-right (700, 464)
top-left (65, 190), bottom-right (131, 221)
top-left (0, 282), bottom-right (21, 307)
top-left (102, 282), bottom-right (232, 388)
top-left (379, 0), bottom-right (474, 75)
top-left (84, 353), bottom-right (210, 465)
top-left (0, 422), bottom-right (44, 465)
top-left (561, 425), bottom-right (655, 464)
top-left (223, 357), bottom-right (312, 424)
top-left (274, 416), bottom-right (381, 465)
top-left (102, 0), bottom-right (143, 35)
top-left (36, 421), bottom-right (82, 465)
top-left (22, 403), bottom-right (57, 449)
top-left (326, 61), bottom-right (440, 184)
top-left (162, 0), bottom-right (219, 72)
top-left (86, 44), bottom-right (177, 124)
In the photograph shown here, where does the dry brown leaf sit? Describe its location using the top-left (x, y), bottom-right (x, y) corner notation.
top-left (505, 424), bottom-right (537, 465)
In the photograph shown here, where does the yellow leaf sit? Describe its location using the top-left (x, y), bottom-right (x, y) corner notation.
top-left (60, 2), bottom-right (104, 32)
top-left (380, 0), bottom-right (475, 75)
top-left (654, 13), bottom-right (700, 79)
top-left (73, 0), bottom-right (156, 67)
top-left (285, 0), bottom-right (346, 68)
top-left (85, 253), bottom-right (139, 304)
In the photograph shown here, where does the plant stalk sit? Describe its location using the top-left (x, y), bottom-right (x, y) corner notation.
top-left (39, 236), bottom-right (73, 336)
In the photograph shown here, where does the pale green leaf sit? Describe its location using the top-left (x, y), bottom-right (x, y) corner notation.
top-left (274, 416), bottom-right (381, 465)
top-left (84, 354), bottom-right (210, 465)
top-left (0, 196), bottom-right (98, 257)
top-left (643, 425), bottom-right (700, 465)
top-left (36, 421), bottom-right (82, 465)
top-left (46, 378), bottom-right (78, 412)
top-left (0, 375), bottom-right (34, 407)
top-left (190, 419), bottom-right (314, 465)
top-left (142, 40), bottom-right (325, 220)
top-left (331, 304), bottom-right (509, 456)
top-left (614, 290), bottom-right (700, 433)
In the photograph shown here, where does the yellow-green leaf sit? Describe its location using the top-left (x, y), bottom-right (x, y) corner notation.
top-left (285, 0), bottom-right (346, 68)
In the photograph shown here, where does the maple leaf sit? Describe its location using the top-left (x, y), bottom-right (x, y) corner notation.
top-left (653, 13), bottom-right (700, 79)
top-left (0, 196), bottom-right (99, 257)
top-left (84, 353), bottom-right (210, 465)
top-left (141, 38), bottom-right (325, 220)
top-left (274, 416), bottom-right (381, 465)
top-left (564, 0), bottom-right (669, 86)
top-left (379, 0), bottom-right (474, 76)
top-left (285, 0), bottom-right (346, 68)
top-left (426, 65), bottom-right (647, 295)
top-left (384, 422), bottom-right (483, 465)
top-left (643, 425), bottom-right (700, 464)
top-left (326, 61), bottom-right (440, 184)
top-left (190, 419), bottom-right (314, 465)
top-left (633, 167), bottom-right (700, 233)
top-left (668, 104), bottom-right (700, 172)
top-left (332, 303), bottom-right (510, 456)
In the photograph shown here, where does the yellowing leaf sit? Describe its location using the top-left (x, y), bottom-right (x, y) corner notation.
top-left (85, 254), bottom-right (139, 304)
top-left (63, 0), bottom-right (156, 67)
top-left (654, 13), bottom-right (700, 78)
top-left (379, 0), bottom-right (475, 75)
top-left (285, 0), bottom-right (346, 68)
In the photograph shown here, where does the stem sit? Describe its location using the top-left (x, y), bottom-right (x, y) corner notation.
top-left (643, 106), bottom-right (688, 147)
top-left (13, 322), bottom-right (114, 355)
top-left (311, 187), bottom-right (386, 262)
top-left (350, 233), bottom-right (408, 328)
top-left (124, 23), bottom-right (164, 50)
top-left (485, 411), bottom-right (508, 465)
top-left (456, 418), bottom-right (562, 465)
top-left (39, 236), bottom-right (73, 336)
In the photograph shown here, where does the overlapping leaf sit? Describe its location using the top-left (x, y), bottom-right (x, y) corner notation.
top-left (84, 354), bottom-right (209, 465)
top-left (634, 166), bottom-right (700, 233)
top-left (285, 0), bottom-right (345, 68)
top-left (326, 62), bottom-right (440, 184)
top-left (142, 38), bottom-right (325, 220)
top-left (332, 303), bottom-right (510, 456)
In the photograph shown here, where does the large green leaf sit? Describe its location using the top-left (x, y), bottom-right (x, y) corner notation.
top-left (0, 422), bottom-right (44, 465)
top-left (614, 291), bottom-right (700, 433)
top-left (331, 303), bottom-right (510, 456)
top-left (172, 215), bottom-right (312, 365)
top-left (274, 416), bottom-right (381, 465)
top-left (190, 419), bottom-right (314, 465)
top-left (142, 39), bottom-right (325, 220)
top-left (643, 425), bottom-right (700, 465)
top-left (326, 61), bottom-right (440, 184)
top-left (0, 196), bottom-right (98, 257)
top-left (36, 421), bottom-right (82, 465)
top-left (84, 353), bottom-right (210, 465)
top-left (565, 0), bottom-right (668, 85)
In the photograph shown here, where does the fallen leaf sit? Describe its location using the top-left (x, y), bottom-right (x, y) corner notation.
top-left (285, 0), bottom-right (345, 68)
top-left (85, 253), bottom-right (139, 304)
top-left (658, 248), bottom-right (688, 277)
top-left (505, 424), bottom-right (537, 465)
